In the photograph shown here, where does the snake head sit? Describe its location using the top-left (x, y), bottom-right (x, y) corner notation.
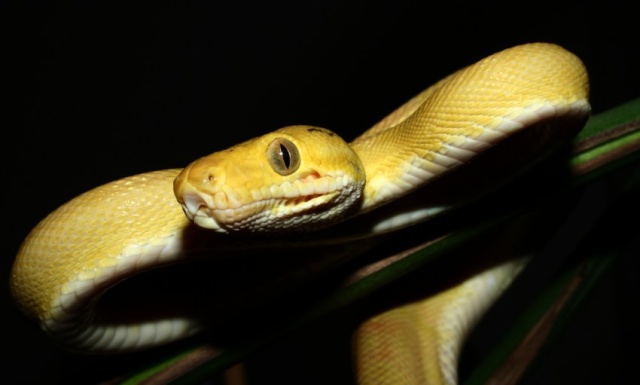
top-left (173, 125), bottom-right (366, 233)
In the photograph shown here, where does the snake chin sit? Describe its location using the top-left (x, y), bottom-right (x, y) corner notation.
top-left (190, 208), bottom-right (226, 232)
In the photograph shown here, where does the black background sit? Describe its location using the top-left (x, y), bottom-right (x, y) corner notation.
top-left (4, 1), bottom-right (639, 384)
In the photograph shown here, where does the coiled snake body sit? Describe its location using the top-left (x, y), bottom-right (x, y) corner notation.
top-left (11, 43), bottom-right (590, 384)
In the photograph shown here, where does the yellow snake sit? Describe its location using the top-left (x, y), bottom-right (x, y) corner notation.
top-left (10, 43), bottom-right (590, 384)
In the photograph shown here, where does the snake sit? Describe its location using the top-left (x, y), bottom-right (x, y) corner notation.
top-left (10, 43), bottom-right (590, 384)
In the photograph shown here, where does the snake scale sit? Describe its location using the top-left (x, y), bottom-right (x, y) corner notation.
top-left (11, 42), bottom-right (590, 384)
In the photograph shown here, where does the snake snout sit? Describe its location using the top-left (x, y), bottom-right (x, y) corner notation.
top-left (174, 161), bottom-right (230, 232)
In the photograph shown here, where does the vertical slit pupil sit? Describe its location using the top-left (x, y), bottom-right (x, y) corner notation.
top-left (280, 144), bottom-right (291, 169)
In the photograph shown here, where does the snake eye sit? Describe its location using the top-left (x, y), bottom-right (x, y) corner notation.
top-left (267, 138), bottom-right (301, 176)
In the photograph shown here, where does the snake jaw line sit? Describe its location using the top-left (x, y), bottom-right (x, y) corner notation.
top-left (180, 173), bottom-right (364, 233)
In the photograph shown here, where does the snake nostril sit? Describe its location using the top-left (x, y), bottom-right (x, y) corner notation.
top-left (207, 174), bottom-right (215, 183)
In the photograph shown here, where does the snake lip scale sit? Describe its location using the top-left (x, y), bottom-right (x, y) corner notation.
top-left (10, 42), bottom-right (590, 383)
top-left (177, 163), bottom-right (362, 233)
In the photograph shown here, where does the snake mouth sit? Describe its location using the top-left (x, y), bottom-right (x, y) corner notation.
top-left (178, 174), bottom-right (361, 233)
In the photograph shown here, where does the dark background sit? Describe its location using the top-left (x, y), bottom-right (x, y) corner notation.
top-left (4, 1), bottom-right (639, 384)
